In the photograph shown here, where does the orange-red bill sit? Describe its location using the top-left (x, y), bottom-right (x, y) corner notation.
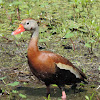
top-left (12, 24), bottom-right (25, 35)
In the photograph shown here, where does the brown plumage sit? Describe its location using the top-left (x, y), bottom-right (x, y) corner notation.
top-left (12, 19), bottom-right (87, 100)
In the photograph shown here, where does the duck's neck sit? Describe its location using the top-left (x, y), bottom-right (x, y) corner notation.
top-left (28, 27), bottom-right (39, 56)
top-left (32, 27), bottom-right (39, 38)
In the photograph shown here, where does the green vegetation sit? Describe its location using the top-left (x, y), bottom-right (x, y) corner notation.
top-left (85, 93), bottom-right (94, 100)
top-left (0, 0), bottom-right (100, 53)
top-left (44, 94), bottom-right (51, 100)
top-left (0, 76), bottom-right (26, 99)
top-left (0, 0), bottom-right (100, 100)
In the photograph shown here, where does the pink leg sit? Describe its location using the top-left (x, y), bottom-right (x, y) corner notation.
top-left (62, 91), bottom-right (66, 100)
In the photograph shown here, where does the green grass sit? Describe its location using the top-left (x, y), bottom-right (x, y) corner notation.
top-left (0, 0), bottom-right (100, 100)
top-left (0, 0), bottom-right (100, 53)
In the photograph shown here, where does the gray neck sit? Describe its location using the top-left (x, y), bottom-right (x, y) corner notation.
top-left (32, 27), bottom-right (39, 38)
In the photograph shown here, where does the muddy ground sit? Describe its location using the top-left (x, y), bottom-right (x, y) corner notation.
top-left (0, 35), bottom-right (100, 100)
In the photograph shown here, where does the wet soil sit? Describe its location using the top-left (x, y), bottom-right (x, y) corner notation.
top-left (0, 35), bottom-right (100, 100)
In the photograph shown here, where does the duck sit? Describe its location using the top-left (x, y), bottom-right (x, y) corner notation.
top-left (12, 18), bottom-right (87, 100)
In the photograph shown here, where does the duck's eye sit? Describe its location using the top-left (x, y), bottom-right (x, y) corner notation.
top-left (27, 22), bottom-right (29, 25)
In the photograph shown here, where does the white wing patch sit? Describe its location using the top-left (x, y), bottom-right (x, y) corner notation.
top-left (56, 63), bottom-right (81, 78)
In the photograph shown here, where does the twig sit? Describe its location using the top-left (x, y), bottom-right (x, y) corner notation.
top-left (0, 36), bottom-right (9, 40)
top-left (17, 7), bottom-right (20, 20)
top-left (90, 43), bottom-right (93, 54)
top-left (43, 42), bottom-right (48, 48)
top-left (70, 38), bottom-right (75, 51)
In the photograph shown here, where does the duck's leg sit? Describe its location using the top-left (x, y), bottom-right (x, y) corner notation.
top-left (71, 84), bottom-right (77, 93)
top-left (46, 85), bottom-right (50, 98)
top-left (62, 90), bottom-right (66, 100)
top-left (58, 86), bottom-right (67, 100)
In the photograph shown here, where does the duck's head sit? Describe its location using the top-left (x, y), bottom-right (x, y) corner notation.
top-left (12, 19), bottom-right (38, 35)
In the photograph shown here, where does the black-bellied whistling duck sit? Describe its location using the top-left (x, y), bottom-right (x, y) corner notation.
top-left (12, 18), bottom-right (87, 100)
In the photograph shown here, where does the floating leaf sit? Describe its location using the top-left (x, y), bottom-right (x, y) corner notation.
top-left (19, 93), bottom-right (26, 98)
top-left (7, 81), bottom-right (19, 86)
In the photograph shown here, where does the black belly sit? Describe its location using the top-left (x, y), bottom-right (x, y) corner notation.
top-left (43, 67), bottom-right (82, 86)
